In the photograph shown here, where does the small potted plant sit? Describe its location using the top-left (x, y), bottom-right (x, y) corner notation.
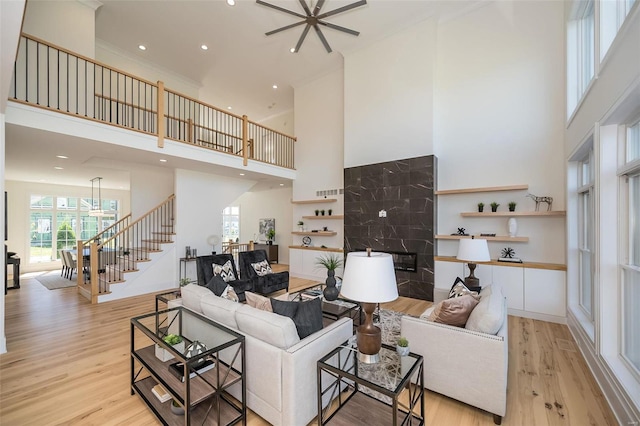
top-left (155, 333), bottom-right (184, 362)
top-left (170, 399), bottom-right (185, 415)
top-left (490, 202), bottom-right (500, 212)
top-left (267, 228), bottom-right (276, 245)
top-left (179, 277), bottom-right (190, 287)
top-left (297, 220), bottom-right (304, 232)
top-left (315, 209), bottom-right (319, 216)
top-left (508, 202), bottom-right (517, 212)
top-left (478, 202), bottom-right (484, 212)
top-left (315, 253), bottom-right (344, 301)
top-left (321, 209), bottom-right (325, 216)
top-left (328, 209), bottom-right (333, 216)
top-left (396, 336), bottom-right (410, 356)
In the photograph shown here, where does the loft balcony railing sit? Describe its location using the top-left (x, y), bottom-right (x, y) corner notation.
top-left (9, 34), bottom-right (296, 169)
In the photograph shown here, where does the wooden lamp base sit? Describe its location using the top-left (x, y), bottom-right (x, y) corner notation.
top-left (356, 302), bottom-right (381, 364)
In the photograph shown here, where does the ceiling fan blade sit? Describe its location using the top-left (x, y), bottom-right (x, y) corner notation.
top-left (316, 0), bottom-right (367, 19)
top-left (313, 25), bottom-right (332, 53)
top-left (298, 0), bottom-right (312, 16)
top-left (256, 0), bottom-right (307, 19)
top-left (266, 20), bottom-right (307, 36)
top-left (317, 20), bottom-right (360, 36)
top-left (294, 24), bottom-right (312, 53)
top-left (312, 0), bottom-right (326, 16)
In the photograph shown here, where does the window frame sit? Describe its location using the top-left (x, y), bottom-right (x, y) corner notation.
top-left (577, 148), bottom-right (595, 320)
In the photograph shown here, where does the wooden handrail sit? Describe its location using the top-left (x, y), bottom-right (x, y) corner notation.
top-left (164, 88), bottom-right (245, 121)
top-left (247, 118), bottom-right (298, 141)
top-left (84, 214), bottom-right (132, 244)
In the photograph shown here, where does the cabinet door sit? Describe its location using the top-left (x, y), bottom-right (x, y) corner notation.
top-left (289, 249), bottom-right (303, 276)
top-left (435, 261), bottom-right (464, 289)
top-left (524, 268), bottom-right (566, 317)
top-left (492, 265), bottom-right (524, 310)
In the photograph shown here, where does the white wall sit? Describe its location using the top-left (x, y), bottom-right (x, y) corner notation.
top-left (22, 0), bottom-right (97, 58)
top-left (4, 180), bottom-right (130, 272)
top-left (235, 186), bottom-right (293, 264)
top-left (129, 167), bottom-right (174, 218)
top-left (258, 109), bottom-right (295, 136)
top-left (434, 1), bottom-right (566, 263)
top-left (174, 169), bottom-right (256, 279)
top-left (0, 0), bottom-right (26, 114)
top-left (344, 18), bottom-right (437, 168)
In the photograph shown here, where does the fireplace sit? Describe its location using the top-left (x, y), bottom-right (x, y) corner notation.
top-left (354, 249), bottom-right (417, 272)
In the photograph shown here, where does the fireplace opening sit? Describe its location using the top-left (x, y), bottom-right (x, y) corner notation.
top-left (354, 249), bottom-right (417, 272)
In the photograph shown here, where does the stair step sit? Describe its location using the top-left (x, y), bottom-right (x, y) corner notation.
top-left (141, 239), bottom-right (173, 244)
top-left (152, 231), bottom-right (176, 236)
top-left (100, 279), bottom-right (125, 285)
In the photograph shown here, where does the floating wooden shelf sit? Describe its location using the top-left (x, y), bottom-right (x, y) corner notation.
top-left (435, 235), bottom-right (529, 242)
top-left (291, 231), bottom-right (337, 236)
top-left (460, 211), bottom-right (566, 217)
top-left (291, 199), bottom-right (337, 204)
top-left (435, 184), bottom-right (529, 195)
top-left (302, 215), bottom-right (344, 220)
top-left (289, 245), bottom-right (344, 253)
top-left (435, 255), bottom-right (566, 271)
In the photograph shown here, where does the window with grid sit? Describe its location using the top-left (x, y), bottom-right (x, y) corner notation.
top-left (567, 0), bottom-right (595, 116)
top-left (222, 206), bottom-right (240, 243)
top-left (578, 148), bottom-right (595, 320)
top-left (600, 0), bottom-right (638, 60)
top-left (621, 119), bottom-right (640, 373)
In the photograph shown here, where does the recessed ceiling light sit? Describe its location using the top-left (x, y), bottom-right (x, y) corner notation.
top-left (201, 45), bottom-right (208, 50)
top-left (138, 45), bottom-right (146, 51)
top-left (239, 173), bottom-right (245, 176)
top-left (227, 106), bottom-right (232, 110)
top-left (56, 155), bottom-right (68, 159)
top-left (227, 0), bottom-right (235, 5)
top-left (272, 84), bottom-right (278, 89)
top-left (290, 47), bottom-right (296, 53)
top-left (54, 166), bottom-right (63, 170)
top-left (159, 159), bottom-right (167, 163)
top-left (279, 183), bottom-right (284, 186)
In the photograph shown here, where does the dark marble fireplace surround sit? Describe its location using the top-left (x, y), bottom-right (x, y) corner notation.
top-left (344, 155), bottom-right (437, 301)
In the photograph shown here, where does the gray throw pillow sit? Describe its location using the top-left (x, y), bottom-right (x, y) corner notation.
top-left (205, 274), bottom-right (228, 296)
top-left (270, 297), bottom-right (323, 339)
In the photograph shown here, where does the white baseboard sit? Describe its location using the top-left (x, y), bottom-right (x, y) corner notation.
top-left (507, 308), bottom-right (567, 324)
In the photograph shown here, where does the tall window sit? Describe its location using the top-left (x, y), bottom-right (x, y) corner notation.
top-left (600, 0), bottom-right (638, 60)
top-left (621, 120), bottom-right (640, 373)
top-left (29, 195), bottom-right (119, 263)
top-left (222, 206), bottom-right (240, 243)
top-left (567, 0), bottom-right (595, 116)
top-left (578, 148), bottom-right (595, 320)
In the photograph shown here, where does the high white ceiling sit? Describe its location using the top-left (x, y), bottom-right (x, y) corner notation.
top-left (5, 0), bottom-right (478, 190)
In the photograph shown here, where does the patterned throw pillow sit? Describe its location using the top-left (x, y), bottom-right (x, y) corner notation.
top-left (251, 259), bottom-right (273, 277)
top-left (212, 260), bottom-right (236, 282)
top-left (449, 277), bottom-right (479, 299)
top-left (220, 285), bottom-right (239, 302)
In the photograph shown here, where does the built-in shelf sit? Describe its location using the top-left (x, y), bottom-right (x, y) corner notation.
top-left (302, 215), bottom-right (344, 220)
top-left (289, 245), bottom-right (344, 253)
top-left (291, 231), bottom-right (337, 236)
top-left (435, 255), bottom-right (566, 271)
top-left (291, 199), bottom-right (337, 204)
top-left (435, 234), bottom-right (529, 242)
top-left (435, 184), bottom-right (528, 195)
top-left (460, 211), bottom-right (566, 217)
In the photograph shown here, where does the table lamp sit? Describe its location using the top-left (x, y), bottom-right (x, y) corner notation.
top-left (340, 249), bottom-right (398, 363)
top-left (457, 237), bottom-right (491, 287)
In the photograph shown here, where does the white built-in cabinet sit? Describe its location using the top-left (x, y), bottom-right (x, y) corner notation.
top-left (435, 258), bottom-right (566, 323)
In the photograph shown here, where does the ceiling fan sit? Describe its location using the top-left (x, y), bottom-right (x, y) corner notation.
top-left (256, 0), bottom-right (367, 53)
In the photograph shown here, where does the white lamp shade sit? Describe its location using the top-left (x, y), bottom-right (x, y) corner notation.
top-left (340, 251), bottom-right (399, 303)
top-left (456, 238), bottom-right (491, 262)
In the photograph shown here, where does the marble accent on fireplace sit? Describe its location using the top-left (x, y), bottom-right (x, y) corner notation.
top-left (344, 155), bottom-right (437, 301)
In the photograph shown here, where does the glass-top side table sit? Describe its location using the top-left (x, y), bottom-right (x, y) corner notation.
top-left (131, 307), bottom-right (246, 425)
top-left (317, 342), bottom-right (424, 426)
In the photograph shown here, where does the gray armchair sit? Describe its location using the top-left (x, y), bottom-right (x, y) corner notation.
top-left (196, 254), bottom-right (253, 302)
top-left (238, 250), bottom-right (289, 295)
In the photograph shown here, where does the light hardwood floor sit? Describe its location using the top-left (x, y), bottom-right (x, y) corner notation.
top-left (0, 271), bottom-right (617, 425)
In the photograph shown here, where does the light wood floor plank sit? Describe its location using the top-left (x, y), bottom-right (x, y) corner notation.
top-left (0, 272), bottom-right (617, 425)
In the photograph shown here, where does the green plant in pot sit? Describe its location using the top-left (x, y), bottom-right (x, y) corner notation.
top-left (508, 201), bottom-right (517, 212)
top-left (478, 202), bottom-right (485, 212)
top-left (490, 202), bottom-right (500, 212)
top-left (396, 336), bottom-right (410, 356)
top-left (315, 209), bottom-right (319, 216)
top-left (171, 399), bottom-right (185, 415)
top-left (297, 220), bottom-right (304, 232)
top-left (328, 209), bottom-right (333, 216)
top-left (156, 334), bottom-right (184, 362)
top-left (266, 228), bottom-right (276, 245)
top-left (179, 278), bottom-right (190, 287)
top-left (315, 253), bottom-right (343, 301)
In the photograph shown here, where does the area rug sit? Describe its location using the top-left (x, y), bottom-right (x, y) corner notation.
top-left (36, 271), bottom-right (77, 290)
top-left (378, 308), bottom-right (404, 346)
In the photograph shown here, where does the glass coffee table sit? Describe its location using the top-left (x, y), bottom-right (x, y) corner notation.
top-left (317, 341), bottom-right (424, 426)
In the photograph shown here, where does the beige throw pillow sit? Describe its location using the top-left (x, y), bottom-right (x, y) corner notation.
top-left (244, 291), bottom-right (289, 312)
top-left (428, 294), bottom-right (479, 327)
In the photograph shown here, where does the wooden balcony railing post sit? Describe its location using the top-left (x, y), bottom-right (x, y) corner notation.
top-left (187, 118), bottom-right (193, 143)
top-left (76, 239), bottom-right (84, 291)
top-left (90, 242), bottom-right (100, 304)
top-left (157, 80), bottom-right (165, 148)
top-left (249, 240), bottom-right (254, 251)
top-left (242, 114), bottom-right (248, 166)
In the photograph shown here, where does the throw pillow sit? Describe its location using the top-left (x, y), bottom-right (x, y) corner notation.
top-left (245, 291), bottom-right (290, 312)
top-left (212, 260), bottom-right (236, 282)
top-left (251, 259), bottom-right (273, 277)
top-left (205, 274), bottom-right (228, 297)
top-left (466, 285), bottom-right (504, 335)
top-left (449, 278), bottom-right (479, 299)
top-left (428, 294), bottom-right (479, 327)
top-left (270, 297), bottom-right (323, 339)
top-left (220, 285), bottom-right (239, 303)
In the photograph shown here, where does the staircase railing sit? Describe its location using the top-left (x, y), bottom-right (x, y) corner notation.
top-left (10, 33), bottom-right (296, 169)
top-left (222, 241), bottom-right (255, 267)
top-left (77, 195), bottom-right (175, 303)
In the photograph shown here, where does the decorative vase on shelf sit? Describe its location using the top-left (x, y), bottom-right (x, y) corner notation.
top-left (508, 217), bottom-right (518, 237)
top-left (323, 270), bottom-right (339, 301)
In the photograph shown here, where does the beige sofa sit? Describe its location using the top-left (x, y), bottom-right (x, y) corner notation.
top-left (180, 284), bottom-right (353, 426)
top-left (401, 285), bottom-right (508, 425)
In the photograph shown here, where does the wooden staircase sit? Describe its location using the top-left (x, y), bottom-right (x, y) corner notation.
top-left (77, 195), bottom-right (175, 304)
